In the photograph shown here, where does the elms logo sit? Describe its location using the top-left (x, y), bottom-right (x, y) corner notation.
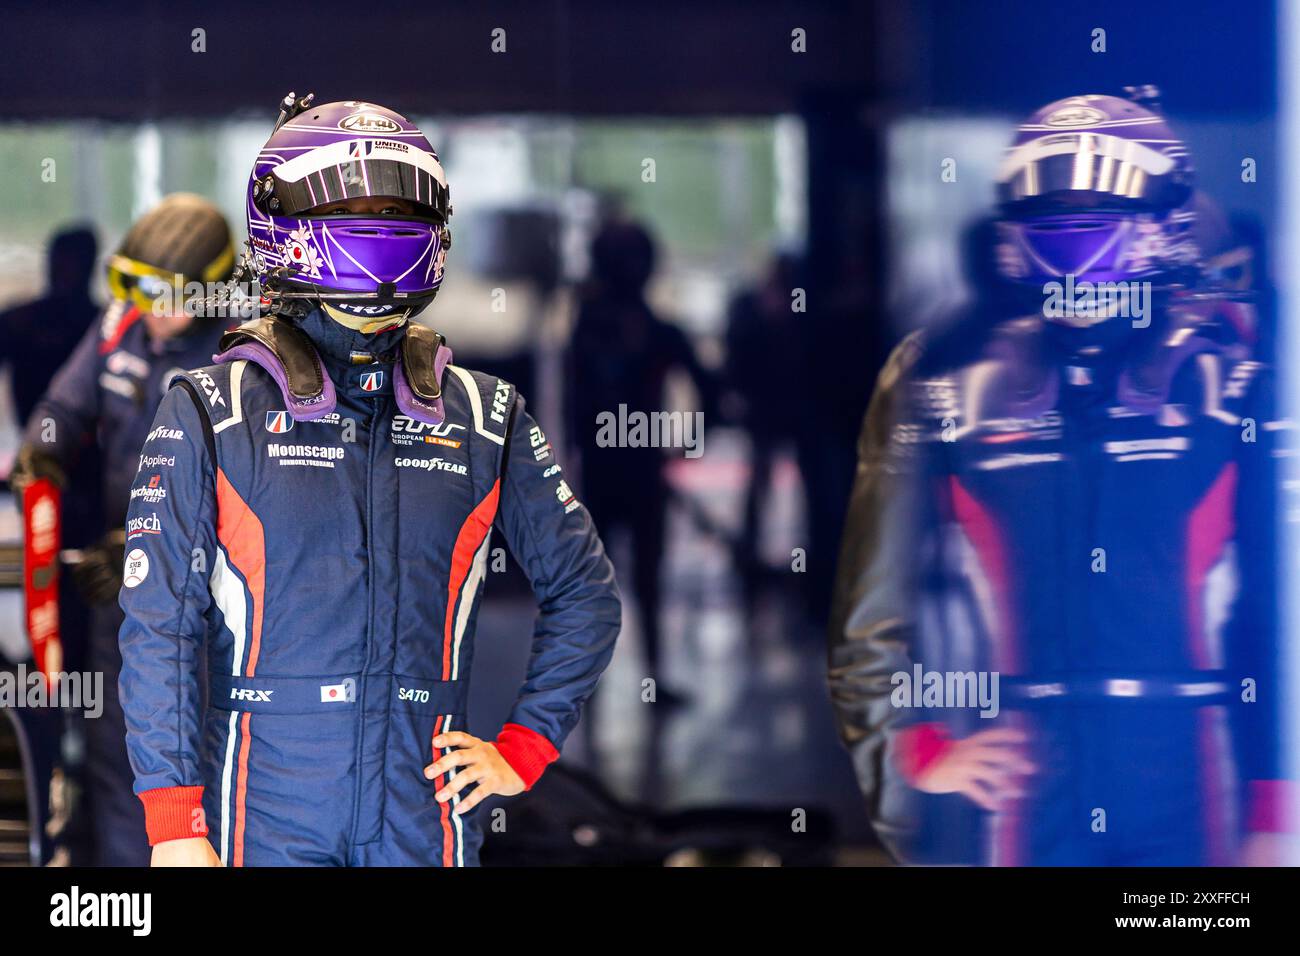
top-left (265, 411), bottom-right (294, 434)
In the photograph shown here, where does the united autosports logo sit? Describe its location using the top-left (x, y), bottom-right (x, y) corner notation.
top-left (265, 411), bottom-right (294, 433)
top-left (360, 371), bottom-right (384, 392)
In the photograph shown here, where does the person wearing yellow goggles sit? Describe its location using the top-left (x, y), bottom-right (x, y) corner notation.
top-left (105, 193), bottom-right (235, 341)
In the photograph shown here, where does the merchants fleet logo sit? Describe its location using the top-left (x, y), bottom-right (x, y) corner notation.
top-left (265, 411), bottom-right (294, 433)
top-left (130, 475), bottom-right (167, 504)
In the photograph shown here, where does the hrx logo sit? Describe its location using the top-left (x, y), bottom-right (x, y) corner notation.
top-left (491, 379), bottom-right (511, 423)
top-left (230, 688), bottom-right (273, 702)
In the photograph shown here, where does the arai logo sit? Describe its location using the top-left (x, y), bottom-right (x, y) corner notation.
top-left (1042, 105), bottom-right (1107, 127)
top-left (339, 112), bottom-right (401, 134)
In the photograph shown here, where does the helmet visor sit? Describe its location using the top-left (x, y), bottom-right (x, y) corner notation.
top-left (997, 132), bottom-right (1190, 215)
top-left (266, 139), bottom-right (449, 223)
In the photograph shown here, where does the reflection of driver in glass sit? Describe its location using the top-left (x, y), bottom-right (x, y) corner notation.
top-left (830, 91), bottom-right (1288, 865)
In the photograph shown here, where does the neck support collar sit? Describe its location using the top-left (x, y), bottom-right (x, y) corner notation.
top-left (965, 310), bottom-right (1222, 423)
top-left (213, 317), bottom-right (452, 424)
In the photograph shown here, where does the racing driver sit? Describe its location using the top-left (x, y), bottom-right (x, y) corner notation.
top-left (117, 94), bottom-right (621, 866)
top-left (828, 90), bottom-right (1291, 865)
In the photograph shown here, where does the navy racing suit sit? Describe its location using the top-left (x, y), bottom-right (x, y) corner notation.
top-left (828, 305), bottom-right (1287, 865)
top-left (117, 311), bottom-right (621, 866)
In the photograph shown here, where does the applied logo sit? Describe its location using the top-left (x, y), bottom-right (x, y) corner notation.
top-left (360, 371), bottom-right (384, 392)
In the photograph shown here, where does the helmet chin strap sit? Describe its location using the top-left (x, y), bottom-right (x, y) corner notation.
top-left (321, 302), bottom-right (411, 334)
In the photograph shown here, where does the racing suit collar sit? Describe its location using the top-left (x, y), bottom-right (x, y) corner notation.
top-left (298, 308), bottom-right (408, 365)
top-left (299, 308), bottom-right (452, 425)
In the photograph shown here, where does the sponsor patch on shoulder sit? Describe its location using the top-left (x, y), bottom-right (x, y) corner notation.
top-left (123, 549), bottom-right (150, 588)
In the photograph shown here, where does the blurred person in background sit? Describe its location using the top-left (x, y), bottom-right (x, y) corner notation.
top-left (724, 252), bottom-right (805, 612)
top-left (569, 219), bottom-right (714, 704)
top-left (830, 91), bottom-right (1289, 865)
top-left (0, 226), bottom-right (100, 425)
top-left (117, 96), bottom-right (618, 867)
top-left (0, 225), bottom-right (101, 864)
top-left (9, 193), bottom-right (236, 866)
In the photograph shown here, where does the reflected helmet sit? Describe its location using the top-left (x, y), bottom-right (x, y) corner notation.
top-left (245, 97), bottom-right (451, 321)
top-left (108, 193), bottom-right (234, 312)
top-left (994, 93), bottom-right (1199, 288)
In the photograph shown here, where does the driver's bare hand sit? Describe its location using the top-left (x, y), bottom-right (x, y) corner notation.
top-left (426, 731), bottom-right (525, 815)
top-left (151, 837), bottom-right (221, 867)
top-left (912, 727), bottom-right (1035, 812)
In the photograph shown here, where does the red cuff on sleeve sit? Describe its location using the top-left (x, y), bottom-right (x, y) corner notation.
top-left (138, 786), bottom-right (208, 846)
top-left (1246, 780), bottom-right (1298, 834)
top-left (893, 723), bottom-right (953, 786)
top-left (493, 723), bottom-right (560, 790)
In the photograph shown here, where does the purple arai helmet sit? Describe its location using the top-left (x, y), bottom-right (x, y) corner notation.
top-left (245, 93), bottom-right (451, 321)
top-left (994, 91), bottom-right (1199, 294)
